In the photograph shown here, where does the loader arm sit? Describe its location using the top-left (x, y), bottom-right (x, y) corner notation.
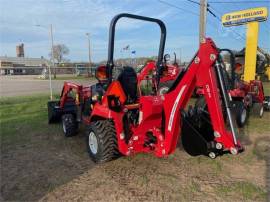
top-left (59, 81), bottom-right (84, 122)
top-left (162, 38), bottom-right (242, 156)
top-left (59, 82), bottom-right (83, 108)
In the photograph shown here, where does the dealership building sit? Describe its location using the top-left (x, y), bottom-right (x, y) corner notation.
top-left (0, 43), bottom-right (50, 75)
top-left (0, 56), bottom-right (50, 75)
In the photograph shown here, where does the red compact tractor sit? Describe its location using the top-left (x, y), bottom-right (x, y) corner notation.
top-left (137, 54), bottom-right (182, 95)
top-left (48, 13), bottom-right (243, 163)
top-left (231, 52), bottom-right (270, 117)
top-left (196, 49), bottom-right (270, 128)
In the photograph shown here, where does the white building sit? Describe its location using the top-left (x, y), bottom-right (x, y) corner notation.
top-left (0, 56), bottom-right (50, 75)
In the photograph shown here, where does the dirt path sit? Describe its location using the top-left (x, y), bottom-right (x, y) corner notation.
top-left (40, 145), bottom-right (268, 202)
top-left (34, 132), bottom-right (270, 201)
top-left (1, 129), bottom-right (269, 202)
top-left (1, 125), bottom-right (95, 201)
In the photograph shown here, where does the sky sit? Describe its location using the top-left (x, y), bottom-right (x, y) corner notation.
top-left (0, 0), bottom-right (269, 62)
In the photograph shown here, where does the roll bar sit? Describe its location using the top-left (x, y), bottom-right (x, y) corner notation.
top-left (106, 13), bottom-right (167, 83)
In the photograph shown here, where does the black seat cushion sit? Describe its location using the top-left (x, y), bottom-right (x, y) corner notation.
top-left (117, 66), bottom-right (138, 103)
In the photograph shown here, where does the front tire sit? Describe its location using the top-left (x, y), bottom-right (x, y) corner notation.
top-left (86, 120), bottom-right (119, 163)
top-left (62, 114), bottom-right (78, 137)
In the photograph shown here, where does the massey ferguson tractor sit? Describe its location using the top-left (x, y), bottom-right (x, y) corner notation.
top-left (137, 57), bottom-right (181, 95)
top-left (48, 13), bottom-right (243, 163)
top-left (196, 49), bottom-right (270, 128)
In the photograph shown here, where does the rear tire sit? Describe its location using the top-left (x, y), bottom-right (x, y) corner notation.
top-left (86, 120), bottom-right (119, 163)
top-left (62, 114), bottom-right (78, 137)
top-left (234, 101), bottom-right (248, 128)
top-left (252, 103), bottom-right (264, 118)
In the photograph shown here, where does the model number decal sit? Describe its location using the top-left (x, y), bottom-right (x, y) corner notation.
top-left (205, 84), bottom-right (212, 98)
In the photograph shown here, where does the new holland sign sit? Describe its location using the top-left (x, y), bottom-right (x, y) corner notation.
top-left (222, 7), bottom-right (268, 27)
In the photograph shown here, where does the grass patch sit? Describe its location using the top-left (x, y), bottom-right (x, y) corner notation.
top-left (189, 180), bottom-right (200, 193)
top-left (244, 111), bottom-right (270, 134)
top-left (216, 181), bottom-right (267, 200)
top-left (188, 156), bottom-right (223, 174)
top-left (0, 95), bottom-right (56, 145)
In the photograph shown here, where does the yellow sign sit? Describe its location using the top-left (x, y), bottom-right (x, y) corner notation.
top-left (222, 7), bottom-right (268, 27)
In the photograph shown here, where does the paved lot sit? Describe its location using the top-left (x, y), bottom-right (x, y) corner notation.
top-left (0, 75), bottom-right (95, 97)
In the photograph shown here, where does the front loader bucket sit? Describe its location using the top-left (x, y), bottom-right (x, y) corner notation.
top-left (181, 110), bottom-right (215, 156)
top-left (48, 100), bottom-right (78, 124)
top-left (48, 101), bottom-right (62, 123)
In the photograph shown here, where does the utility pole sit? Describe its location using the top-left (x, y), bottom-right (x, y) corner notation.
top-left (199, 0), bottom-right (207, 45)
top-left (86, 33), bottom-right (91, 77)
top-left (35, 24), bottom-right (54, 100)
top-left (49, 24), bottom-right (56, 79)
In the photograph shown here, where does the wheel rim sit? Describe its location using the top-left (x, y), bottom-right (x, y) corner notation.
top-left (241, 108), bottom-right (247, 123)
top-left (260, 106), bottom-right (264, 117)
top-left (159, 86), bottom-right (169, 95)
top-left (89, 131), bottom-right (98, 154)
top-left (62, 119), bottom-right (67, 133)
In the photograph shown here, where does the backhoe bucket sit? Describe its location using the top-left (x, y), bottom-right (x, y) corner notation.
top-left (181, 110), bottom-right (215, 156)
top-left (181, 57), bottom-right (240, 157)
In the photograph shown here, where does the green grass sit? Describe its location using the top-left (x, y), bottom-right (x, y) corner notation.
top-left (0, 95), bottom-right (53, 144)
top-left (189, 180), bottom-right (200, 193)
top-left (244, 112), bottom-right (270, 134)
top-left (216, 181), bottom-right (267, 200)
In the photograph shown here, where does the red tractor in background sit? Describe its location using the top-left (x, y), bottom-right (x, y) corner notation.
top-left (48, 13), bottom-right (243, 163)
top-left (196, 49), bottom-right (270, 128)
top-left (136, 53), bottom-right (182, 95)
top-left (232, 51), bottom-right (270, 117)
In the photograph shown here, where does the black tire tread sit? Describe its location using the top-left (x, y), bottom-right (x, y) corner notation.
top-left (62, 114), bottom-right (78, 137)
top-left (234, 101), bottom-right (248, 128)
top-left (86, 120), bottom-right (119, 163)
top-left (252, 102), bottom-right (264, 118)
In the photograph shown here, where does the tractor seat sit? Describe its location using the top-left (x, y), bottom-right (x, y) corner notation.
top-left (117, 66), bottom-right (138, 104)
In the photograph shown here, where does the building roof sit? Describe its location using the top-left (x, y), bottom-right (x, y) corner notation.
top-left (0, 56), bottom-right (51, 67)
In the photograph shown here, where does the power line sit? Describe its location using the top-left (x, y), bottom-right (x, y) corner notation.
top-left (157, 0), bottom-right (199, 16)
top-left (188, 0), bottom-right (267, 45)
top-left (185, 0), bottom-right (218, 18)
top-left (158, 0), bottom-right (246, 42)
top-left (208, 1), bottom-right (270, 3)
top-left (207, 4), bottom-right (246, 41)
top-left (186, 0), bottom-right (200, 5)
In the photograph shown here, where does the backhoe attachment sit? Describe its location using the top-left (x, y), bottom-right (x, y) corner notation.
top-left (162, 38), bottom-right (243, 158)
